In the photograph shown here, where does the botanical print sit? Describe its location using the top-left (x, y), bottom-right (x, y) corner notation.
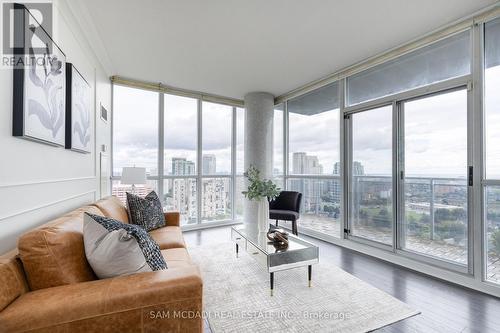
top-left (71, 66), bottom-right (91, 152)
top-left (24, 43), bottom-right (66, 146)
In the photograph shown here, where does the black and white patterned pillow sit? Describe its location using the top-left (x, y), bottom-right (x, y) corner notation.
top-left (85, 213), bottom-right (167, 271)
top-left (126, 191), bottom-right (166, 231)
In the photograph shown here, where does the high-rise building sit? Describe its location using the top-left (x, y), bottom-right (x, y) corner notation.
top-left (353, 161), bottom-right (365, 176)
top-left (171, 157), bottom-right (195, 176)
top-left (292, 152), bottom-right (307, 174)
top-left (201, 178), bottom-right (229, 219)
top-left (333, 161), bottom-right (365, 176)
top-left (171, 178), bottom-right (197, 223)
top-left (291, 152), bottom-right (325, 213)
top-left (203, 154), bottom-right (216, 174)
top-left (292, 152), bottom-right (323, 174)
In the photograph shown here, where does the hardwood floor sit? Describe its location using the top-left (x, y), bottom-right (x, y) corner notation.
top-left (184, 226), bottom-right (500, 333)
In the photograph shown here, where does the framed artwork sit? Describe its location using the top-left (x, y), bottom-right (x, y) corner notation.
top-left (65, 63), bottom-right (91, 153)
top-left (12, 4), bottom-right (66, 146)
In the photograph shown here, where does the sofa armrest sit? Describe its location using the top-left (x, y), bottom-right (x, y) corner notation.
top-left (164, 211), bottom-right (180, 227)
top-left (0, 266), bottom-right (203, 333)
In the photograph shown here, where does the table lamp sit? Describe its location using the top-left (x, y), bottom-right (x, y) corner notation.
top-left (121, 167), bottom-right (146, 194)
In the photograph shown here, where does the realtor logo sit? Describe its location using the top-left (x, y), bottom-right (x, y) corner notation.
top-left (2, 1), bottom-right (53, 66)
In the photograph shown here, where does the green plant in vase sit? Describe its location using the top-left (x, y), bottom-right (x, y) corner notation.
top-left (242, 166), bottom-right (280, 201)
top-left (242, 165), bottom-right (281, 232)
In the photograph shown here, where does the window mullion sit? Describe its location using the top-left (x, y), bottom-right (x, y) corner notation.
top-left (393, 100), bottom-right (401, 252)
top-left (472, 21), bottom-right (485, 280)
top-left (339, 78), bottom-right (346, 239)
top-left (231, 107), bottom-right (237, 221)
top-left (197, 99), bottom-right (202, 224)
top-left (284, 101), bottom-right (289, 190)
top-left (158, 93), bottom-right (165, 204)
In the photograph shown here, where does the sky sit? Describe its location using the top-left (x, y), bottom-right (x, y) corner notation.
top-left (113, 86), bottom-right (243, 175)
top-left (113, 66), bottom-right (500, 179)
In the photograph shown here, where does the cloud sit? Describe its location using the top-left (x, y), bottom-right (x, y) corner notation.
top-left (113, 81), bottom-right (479, 178)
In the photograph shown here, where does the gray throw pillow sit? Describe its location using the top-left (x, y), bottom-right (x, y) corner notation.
top-left (126, 191), bottom-right (166, 231)
top-left (83, 213), bottom-right (167, 279)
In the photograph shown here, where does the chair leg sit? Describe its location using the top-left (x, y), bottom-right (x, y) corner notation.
top-left (292, 220), bottom-right (298, 236)
top-left (275, 220), bottom-right (278, 227)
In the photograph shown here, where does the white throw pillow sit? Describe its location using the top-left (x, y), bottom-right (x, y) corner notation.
top-left (83, 213), bottom-right (166, 279)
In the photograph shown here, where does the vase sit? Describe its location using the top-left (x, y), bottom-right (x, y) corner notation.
top-left (257, 198), bottom-right (269, 232)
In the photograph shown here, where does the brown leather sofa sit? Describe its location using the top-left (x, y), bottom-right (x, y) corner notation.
top-left (0, 196), bottom-right (203, 333)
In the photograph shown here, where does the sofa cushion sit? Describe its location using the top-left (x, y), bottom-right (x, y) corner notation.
top-left (17, 206), bottom-right (102, 291)
top-left (84, 213), bottom-right (167, 278)
top-left (92, 196), bottom-right (130, 223)
top-left (126, 191), bottom-right (166, 231)
top-left (161, 248), bottom-right (193, 269)
top-left (0, 255), bottom-right (29, 312)
top-left (149, 226), bottom-right (186, 250)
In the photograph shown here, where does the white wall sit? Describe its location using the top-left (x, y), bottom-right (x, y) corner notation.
top-left (0, 0), bottom-right (111, 253)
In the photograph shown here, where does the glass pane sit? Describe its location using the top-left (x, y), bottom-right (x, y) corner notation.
top-left (113, 85), bottom-right (158, 176)
top-left (201, 178), bottom-right (232, 222)
top-left (273, 177), bottom-right (284, 191)
top-left (402, 90), bottom-right (468, 265)
top-left (288, 82), bottom-right (340, 175)
top-left (288, 178), bottom-right (341, 238)
top-left (485, 18), bottom-right (500, 179)
top-left (273, 104), bottom-right (284, 176)
top-left (202, 102), bottom-right (232, 175)
top-left (486, 186), bottom-right (500, 285)
top-left (347, 31), bottom-right (471, 106)
top-left (235, 176), bottom-right (245, 220)
top-left (163, 178), bottom-right (197, 226)
top-left (111, 179), bottom-right (158, 205)
top-left (351, 105), bottom-right (393, 245)
top-left (164, 94), bottom-right (197, 176)
top-left (236, 107), bottom-right (245, 174)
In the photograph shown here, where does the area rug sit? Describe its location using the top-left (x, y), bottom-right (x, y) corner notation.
top-left (189, 242), bottom-right (420, 333)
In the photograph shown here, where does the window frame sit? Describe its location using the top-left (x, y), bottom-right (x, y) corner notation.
top-left (343, 79), bottom-right (474, 274)
top-left (345, 103), bottom-right (395, 251)
top-left (281, 82), bottom-right (344, 239)
top-left (111, 85), bottom-right (242, 228)
top-left (276, 29), bottom-right (476, 274)
top-left (481, 18), bottom-right (500, 287)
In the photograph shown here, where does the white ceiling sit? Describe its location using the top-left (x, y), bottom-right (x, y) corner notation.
top-left (77, 0), bottom-right (497, 99)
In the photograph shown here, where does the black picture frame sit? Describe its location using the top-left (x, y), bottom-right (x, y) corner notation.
top-left (12, 3), bottom-right (67, 147)
top-left (65, 63), bottom-right (92, 153)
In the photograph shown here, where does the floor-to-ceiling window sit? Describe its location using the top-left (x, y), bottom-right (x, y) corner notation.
top-left (201, 102), bottom-right (233, 223)
top-left (274, 29), bottom-right (473, 272)
top-left (112, 86), bottom-right (242, 226)
top-left (343, 30), bottom-right (472, 270)
top-left (112, 85), bottom-right (159, 200)
top-left (350, 105), bottom-right (393, 246)
top-left (484, 17), bottom-right (500, 285)
top-left (401, 89), bottom-right (468, 265)
top-left (163, 94), bottom-right (198, 225)
top-left (286, 82), bottom-right (341, 238)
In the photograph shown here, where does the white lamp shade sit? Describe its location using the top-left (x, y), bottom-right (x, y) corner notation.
top-left (121, 167), bottom-right (147, 185)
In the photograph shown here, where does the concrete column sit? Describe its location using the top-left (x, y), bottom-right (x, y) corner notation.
top-left (243, 92), bottom-right (274, 226)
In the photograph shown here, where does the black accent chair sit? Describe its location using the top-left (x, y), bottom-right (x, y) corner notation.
top-left (269, 191), bottom-right (302, 236)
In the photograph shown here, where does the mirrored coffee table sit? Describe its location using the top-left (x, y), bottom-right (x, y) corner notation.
top-left (231, 225), bottom-right (319, 296)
